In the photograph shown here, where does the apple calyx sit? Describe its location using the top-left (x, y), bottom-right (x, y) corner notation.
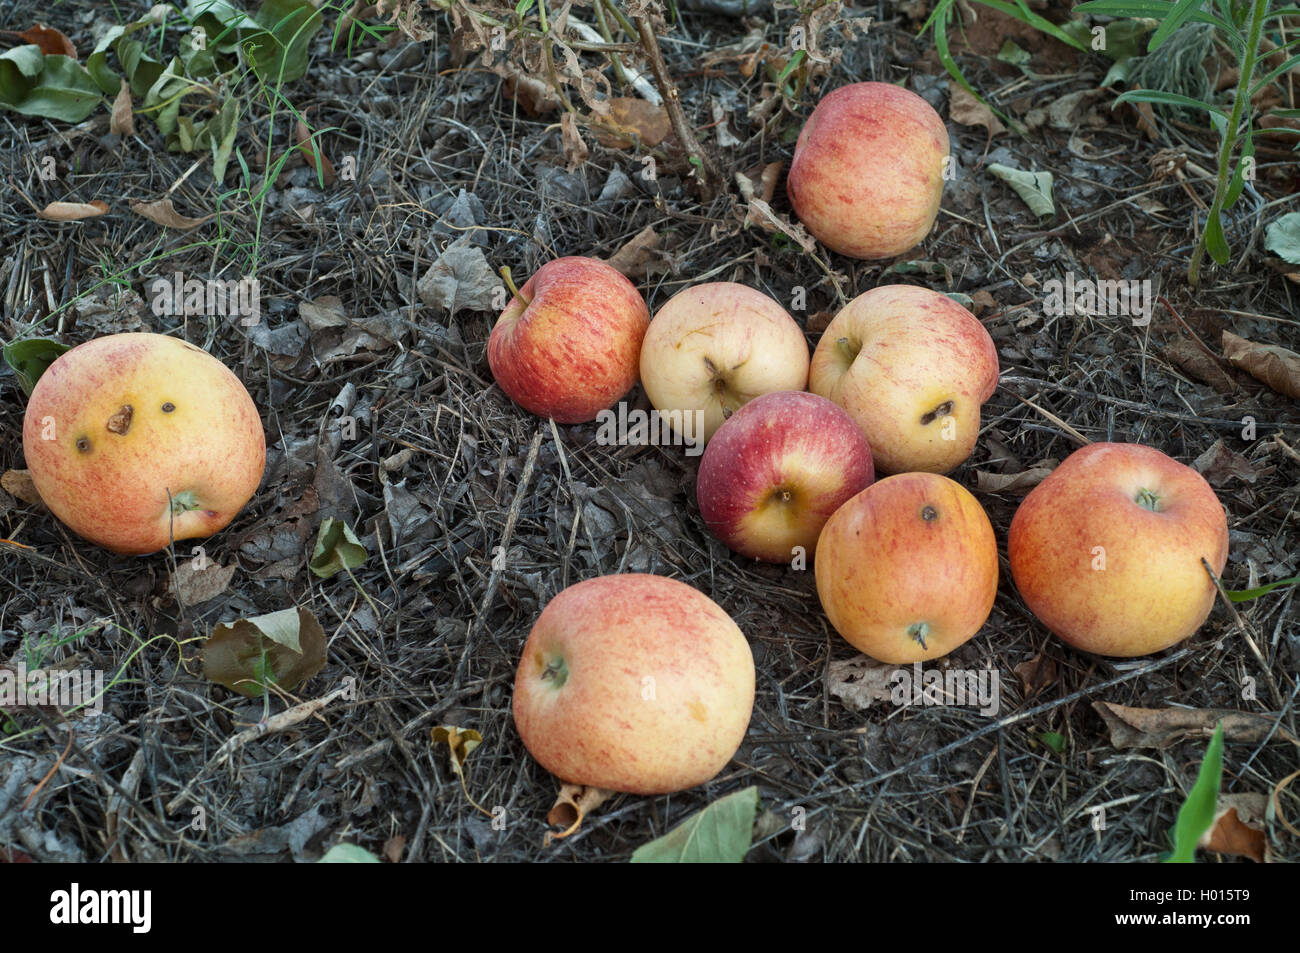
top-left (921, 505), bottom-right (938, 522)
top-left (907, 621), bottom-right (930, 650)
top-left (106, 404), bottom-right (134, 436)
top-left (540, 655), bottom-right (569, 689)
top-left (1135, 487), bottom-right (1161, 512)
top-left (836, 336), bottom-right (860, 363)
top-left (703, 357), bottom-right (740, 416)
top-left (169, 490), bottom-right (204, 515)
top-left (919, 400), bottom-right (953, 427)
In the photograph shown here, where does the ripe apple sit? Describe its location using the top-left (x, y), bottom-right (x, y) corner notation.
top-left (639, 282), bottom-right (809, 444)
top-left (815, 473), bottom-right (998, 663)
top-left (512, 573), bottom-right (755, 795)
top-left (1008, 442), bottom-right (1229, 657)
top-left (488, 256), bottom-right (650, 423)
top-left (696, 390), bottom-right (873, 562)
top-left (786, 81), bottom-right (950, 260)
top-left (810, 284), bottom-right (998, 474)
top-left (21, 332), bottom-right (265, 555)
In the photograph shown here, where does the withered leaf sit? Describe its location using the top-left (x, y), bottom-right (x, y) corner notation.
top-left (1192, 438), bottom-right (1261, 486)
top-left (1163, 338), bottom-right (1236, 393)
top-left (9, 24), bottom-right (76, 57)
top-left (37, 200), bottom-right (108, 221)
top-left (975, 467), bottom-right (1054, 494)
top-left (1200, 793), bottom-right (1268, 862)
top-left (129, 198), bottom-right (213, 229)
top-left (1094, 702), bottom-right (1296, 749)
top-left (1223, 330), bottom-right (1300, 400)
top-left (110, 79), bottom-right (134, 137)
top-left (602, 224), bottom-right (661, 279)
top-left (172, 560), bottom-right (237, 606)
top-left (295, 120), bottom-right (336, 186)
top-left (827, 656), bottom-right (896, 711)
top-left (591, 97), bottom-right (671, 149)
top-left (1013, 653), bottom-right (1058, 697)
top-left (202, 606), bottom-right (328, 698)
top-left (431, 725), bottom-right (482, 780)
top-left (1, 469), bottom-right (44, 507)
top-left (545, 782), bottom-right (613, 845)
top-left (949, 83), bottom-right (1005, 136)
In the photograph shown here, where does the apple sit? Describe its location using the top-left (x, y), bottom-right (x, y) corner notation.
top-left (488, 256), bottom-right (650, 423)
top-left (512, 573), bottom-right (755, 795)
top-left (1008, 442), bottom-right (1229, 657)
top-left (696, 390), bottom-right (873, 562)
top-left (639, 282), bottom-right (809, 444)
top-left (786, 81), bottom-right (950, 260)
top-left (815, 472), bottom-right (998, 663)
top-left (21, 332), bottom-right (265, 555)
top-left (810, 284), bottom-right (998, 474)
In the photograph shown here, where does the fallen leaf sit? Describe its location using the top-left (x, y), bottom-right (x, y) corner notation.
top-left (736, 161), bottom-right (782, 205)
top-left (1093, 702), bottom-right (1296, 749)
top-left (544, 782), bottom-right (614, 845)
top-left (431, 725), bottom-right (482, 781)
top-left (201, 606), bottom-right (328, 698)
top-left (7, 24), bottom-right (77, 57)
top-left (629, 786), bottom-right (759, 863)
top-left (970, 290), bottom-right (998, 316)
top-left (416, 235), bottom-right (500, 316)
top-left (743, 198), bottom-right (817, 252)
top-left (295, 120), bottom-right (336, 186)
top-left (560, 110), bottom-right (588, 171)
top-left (299, 295), bottom-right (348, 331)
top-left (1163, 338), bottom-right (1236, 393)
top-left (3, 337), bottom-right (70, 396)
top-left (976, 467), bottom-right (1054, 494)
top-left (1193, 438), bottom-right (1261, 486)
top-left (1200, 793), bottom-right (1268, 862)
top-left (1264, 212), bottom-right (1300, 264)
top-left (172, 560), bottom-right (237, 606)
top-left (591, 97), bottom-right (670, 148)
top-left (309, 517), bottom-right (368, 579)
top-left (1013, 653), bottom-right (1058, 697)
top-left (711, 98), bottom-right (742, 147)
top-left (1223, 330), bottom-right (1300, 400)
top-left (129, 198), bottom-right (213, 229)
top-left (949, 83), bottom-right (1005, 136)
top-left (602, 225), bottom-right (661, 279)
top-left (318, 843), bottom-right (381, 863)
top-left (827, 656), bottom-right (896, 711)
top-left (494, 63), bottom-right (561, 115)
top-left (1, 469), bottom-right (44, 507)
top-left (1127, 88), bottom-right (1160, 140)
top-left (109, 79), bottom-right (133, 136)
top-left (988, 163), bottom-right (1055, 217)
top-left (382, 834), bottom-right (405, 863)
top-left (36, 200), bottom-right (108, 221)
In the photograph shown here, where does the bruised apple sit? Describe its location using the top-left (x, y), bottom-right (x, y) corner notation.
top-left (512, 574), bottom-right (755, 795)
top-left (22, 333), bottom-right (265, 555)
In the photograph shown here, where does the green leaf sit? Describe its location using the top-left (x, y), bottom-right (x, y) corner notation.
top-left (1038, 731), bottom-right (1068, 754)
top-left (310, 517), bottom-right (368, 578)
top-left (201, 606), bottom-right (328, 697)
top-left (1204, 210), bottom-right (1231, 265)
top-left (319, 843), bottom-right (381, 863)
top-left (245, 0), bottom-right (324, 84)
top-left (211, 95), bottom-right (241, 183)
top-left (775, 48), bottom-right (806, 94)
top-left (988, 163), bottom-right (1055, 216)
top-left (1165, 723), bottom-right (1224, 863)
top-left (1113, 88), bottom-right (1228, 119)
top-left (1225, 574), bottom-right (1299, 601)
top-left (630, 787), bottom-right (759, 863)
top-left (3, 338), bottom-right (70, 396)
top-left (1074, 0), bottom-right (1231, 31)
top-left (1148, 0), bottom-right (1211, 52)
top-left (1223, 128), bottom-right (1254, 210)
top-left (997, 39), bottom-right (1033, 70)
top-left (0, 48), bottom-right (103, 122)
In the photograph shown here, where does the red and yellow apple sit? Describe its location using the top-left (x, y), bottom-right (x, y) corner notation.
top-left (512, 573), bottom-right (755, 795)
top-left (639, 282), bottom-right (809, 444)
top-left (810, 284), bottom-right (998, 474)
top-left (815, 473), bottom-right (998, 663)
top-left (786, 81), bottom-right (949, 260)
top-left (1008, 442), bottom-right (1230, 657)
top-left (696, 390), bottom-right (873, 562)
top-left (488, 256), bottom-right (650, 423)
top-left (21, 332), bottom-right (265, 555)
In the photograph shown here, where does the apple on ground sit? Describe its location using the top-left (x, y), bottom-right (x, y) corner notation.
top-left (639, 282), bottom-right (809, 444)
top-left (512, 573), bottom-right (755, 795)
top-left (810, 284), bottom-right (998, 474)
top-left (22, 332), bottom-right (265, 556)
top-left (488, 256), bottom-right (650, 424)
top-left (696, 390), bottom-right (874, 563)
top-left (815, 472), bottom-right (998, 664)
top-left (787, 81), bottom-right (950, 260)
top-left (1008, 442), bottom-right (1229, 657)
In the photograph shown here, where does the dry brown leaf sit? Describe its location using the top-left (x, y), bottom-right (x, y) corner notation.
top-left (560, 110), bottom-right (588, 171)
top-left (1093, 702), bottom-right (1296, 749)
top-left (382, 834), bottom-right (405, 863)
top-left (1200, 794), bottom-right (1268, 862)
top-left (1127, 92), bottom-right (1160, 141)
top-left (129, 198), bottom-right (213, 229)
top-left (1013, 653), bottom-right (1058, 698)
top-left (1163, 338), bottom-right (1236, 393)
top-left (738, 161), bottom-right (782, 205)
top-left (949, 84), bottom-right (1005, 136)
top-left (970, 290), bottom-right (998, 316)
top-left (7, 24), bottom-right (77, 57)
top-left (827, 656), bottom-right (896, 711)
top-left (743, 198), bottom-right (817, 252)
top-left (1223, 330), bottom-right (1300, 400)
top-left (295, 120), bottom-right (336, 186)
top-left (494, 63), bottom-right (561, 115)
top-left (172, 560), bottom-right (237, 606)
top-left (1, 469), bottom-right (44, 507)
top-left (299, 295), bottom-right (348, 330)
top-left (1193, 438), bottom-right (1263, 486)
top-left (975, 467), bottom-right (1054, 494)
top-left (591, 98), bottom-right (671, 149)
top-left (543, 783), bottom-right (613, 845)
top-left (110, 79), bottom-right (134, 137)
top-left (602, 225), bottom-right (660, 279)
top-left (37, 200), bottom-right (108, 221)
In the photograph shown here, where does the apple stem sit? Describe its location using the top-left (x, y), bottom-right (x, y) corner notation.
top-left (836, 337), bottom-right (859, 363)
top-left (907, 622), bottom-right (930, 650)
top-left (1135, 487), bottom-right (1161, 512)
top-left (499, 266), bottom-right (528, 306)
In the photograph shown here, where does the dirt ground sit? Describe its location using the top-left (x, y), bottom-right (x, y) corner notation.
top-left (1, 0), bottom-right (1297, 863)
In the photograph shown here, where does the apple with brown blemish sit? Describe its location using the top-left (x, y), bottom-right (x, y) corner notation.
top-left (639, 282), bottom-right (809, 445)
top-left (810, 284), bottom-right (998, 474)
top-left (512, 573), bottom-right (755, 795)
top-left (787, 81), bottom-right (950, 260)
top-left (21, 332), bottom-right (265, 555)
top-left (1009, 442), bottom-right (1230, 657)
top-left (815, 473), bottom-right (998, 663)
top-left (696, 391), bottom-right (873, 563)
top-left (487, 256), bottom-right (650, 423)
